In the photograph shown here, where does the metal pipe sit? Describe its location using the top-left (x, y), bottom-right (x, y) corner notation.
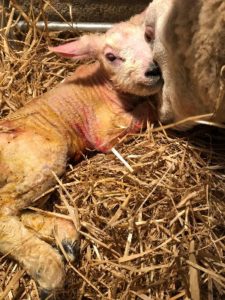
top-left (17, 21), bottom-right (113, 32)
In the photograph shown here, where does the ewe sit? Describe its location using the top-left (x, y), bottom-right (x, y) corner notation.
top-left (145, 0), bottom-right (225, 130)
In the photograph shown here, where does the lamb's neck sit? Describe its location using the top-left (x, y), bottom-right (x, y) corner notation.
top-left (45, 62), bottom-right (139, 153)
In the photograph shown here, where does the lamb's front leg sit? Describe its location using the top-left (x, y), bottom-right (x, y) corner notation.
top-left (0, 123), bottom-right (74, 295)
top-left (20, 212), bottom-right (80, 262)
top-left (0, 215), bottom-right (65, 292)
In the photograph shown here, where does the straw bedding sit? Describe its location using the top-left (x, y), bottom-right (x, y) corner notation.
top-left (0, 1), bottom-right (224, 299)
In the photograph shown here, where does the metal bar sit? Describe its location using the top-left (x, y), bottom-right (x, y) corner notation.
top-left (17, 21), bottom-right (113, 32)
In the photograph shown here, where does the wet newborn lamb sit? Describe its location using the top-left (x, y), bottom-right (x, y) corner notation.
top-left (145, 0), bottom-right (225, 130)
top-left (0, 15), bottom-right (162, 294)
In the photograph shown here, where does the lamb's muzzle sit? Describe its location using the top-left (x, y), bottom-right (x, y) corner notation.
top-left (144, 61), bottom-right (163, 91)
top-left (144, 62), bottom-right (161, 79)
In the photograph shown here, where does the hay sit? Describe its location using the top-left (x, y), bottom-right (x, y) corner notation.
top-left (0, 1), bottom-right (225, 299)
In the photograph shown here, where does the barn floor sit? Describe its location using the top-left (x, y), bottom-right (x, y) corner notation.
top-left (0, 1), bottom-right (225, 300)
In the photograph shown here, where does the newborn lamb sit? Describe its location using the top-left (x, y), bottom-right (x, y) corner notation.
top-left (0, 14), bottom-right (162, 295)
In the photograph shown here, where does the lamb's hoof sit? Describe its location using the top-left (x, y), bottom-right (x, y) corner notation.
top-left (39, 288), bottom-right (51, 300)
top-left (62, 239), bottom-right (80, 262)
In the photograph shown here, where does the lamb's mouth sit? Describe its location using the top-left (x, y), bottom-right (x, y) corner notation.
top-left (139, 76), bottom-right (164, 92)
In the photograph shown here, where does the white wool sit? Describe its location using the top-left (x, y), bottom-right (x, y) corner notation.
top-left (146, 0), bottom-right (225, 130)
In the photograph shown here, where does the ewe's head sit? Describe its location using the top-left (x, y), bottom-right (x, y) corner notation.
top-left (49, 18), bottom-right (162, 96)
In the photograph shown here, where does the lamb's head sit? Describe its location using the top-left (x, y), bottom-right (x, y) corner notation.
top-left (49, 15), bottom-right (163, 97)
top-left (101, 20), bottom-right (163, 96)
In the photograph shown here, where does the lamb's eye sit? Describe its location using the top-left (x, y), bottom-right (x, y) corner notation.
top-left (105, 53), bottom-right (117, 62)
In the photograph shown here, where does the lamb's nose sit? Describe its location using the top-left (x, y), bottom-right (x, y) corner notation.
top-left (145, 62), bottom-right (161, 77)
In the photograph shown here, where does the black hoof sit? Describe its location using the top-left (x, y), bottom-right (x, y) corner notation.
top-left (61, 239), bottom-right (80, 262)
top-left (39, 288), bottom-right (52, 300)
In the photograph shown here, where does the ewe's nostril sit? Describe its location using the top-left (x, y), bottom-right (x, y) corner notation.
top-left (145, 62), bottom-right (161, 78)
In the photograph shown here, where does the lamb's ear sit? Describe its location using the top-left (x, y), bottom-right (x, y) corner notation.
top-left (48, 34), bottom-right (104, 60)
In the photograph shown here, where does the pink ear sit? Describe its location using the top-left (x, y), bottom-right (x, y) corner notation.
top-left (49, 35), bottom-right (102, 60)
